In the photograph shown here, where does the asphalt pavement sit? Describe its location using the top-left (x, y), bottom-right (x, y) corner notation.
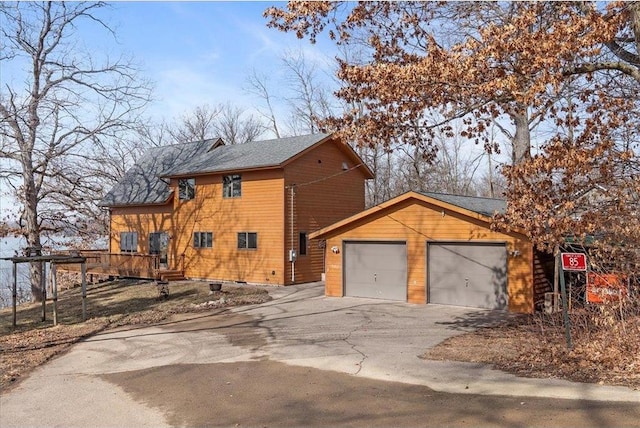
top-left (1, 282), bottom-right (639, 427)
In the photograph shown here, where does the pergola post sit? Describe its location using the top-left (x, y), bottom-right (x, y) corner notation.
top-left (52, 263), bottom-right (58, 326)
top-left (41, 260), bottom-right (46, 322)
top-left (12, 262), bottom-right (17, 327)
top-left (81, 262), bottom-right (87, 321)
top-left (3, 254), bottom-right (88, 327)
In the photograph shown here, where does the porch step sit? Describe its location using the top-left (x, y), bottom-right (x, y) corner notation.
top-left (158, 270), bottom-right (186, 282)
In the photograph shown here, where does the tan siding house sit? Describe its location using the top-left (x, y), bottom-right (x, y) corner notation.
top-left (101, 133), bottom-right (373, 285)
top-left (310, 191), bottom-right (535, 313)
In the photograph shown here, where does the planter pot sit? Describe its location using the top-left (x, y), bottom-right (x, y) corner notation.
top-left (209, 282), bottom-right (222, 292)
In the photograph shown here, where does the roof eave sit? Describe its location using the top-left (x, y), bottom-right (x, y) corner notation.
top-left (159, 164), bottom-right (282, 179)
top-left (101, 193), bottom-right (174, 209)
top-left (158, 133), bottom-right (374, 180)
top-left (310, 191), bottom-right (519, 240)
top-left (103, 201), bottom-right (171, 209)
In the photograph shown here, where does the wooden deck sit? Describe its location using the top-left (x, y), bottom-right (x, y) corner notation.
top-left (56, 251), bottom-right (185, 281)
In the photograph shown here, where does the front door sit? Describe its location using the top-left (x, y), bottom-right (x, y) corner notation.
top-left (149, 232), bottom-right (169, 269)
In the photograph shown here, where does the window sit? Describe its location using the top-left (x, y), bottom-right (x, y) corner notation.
top-left (237, 232), bottom-right (257, 249)
top-left (179, 178), bottom-right (195, 200)
top-left (120, 232), bottom-right (138, 253)
top-left (193, 232), bottom-right (213, 248)
top-left (223, 174), bottom-right (242, 198)
top-left (149, 232), bottom-right (168, 254)
top-left (299, 232), bottom-right (307, 256)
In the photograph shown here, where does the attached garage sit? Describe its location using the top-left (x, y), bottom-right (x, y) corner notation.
top-left (310, 191), bottom-right (535, 313)
top-left (344, 241), bottom-right (407, 301)
top-left (428, 243), bottom-right (508, 309)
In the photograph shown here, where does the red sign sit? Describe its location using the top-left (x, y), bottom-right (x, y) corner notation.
top-left (561, 253), bottom-right (587, 271)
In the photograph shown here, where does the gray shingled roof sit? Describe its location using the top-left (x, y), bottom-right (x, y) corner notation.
top-left (421, 191), bottom-right (506, 217)
top-left (160, 133), bottom-right (330, 177)
top-left (100, 139), bottom-right (217, 207)
top-left (100, 134), bottom-right (331, 207)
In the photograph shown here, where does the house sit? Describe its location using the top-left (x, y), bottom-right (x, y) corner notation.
top-left (309, 191), bottom-right (536, 313)
top-left (100, 133), bottom-right (374, 285)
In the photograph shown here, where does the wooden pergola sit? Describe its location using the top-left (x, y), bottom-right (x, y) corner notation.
top-left (3, 252), bottom-right (87, 327)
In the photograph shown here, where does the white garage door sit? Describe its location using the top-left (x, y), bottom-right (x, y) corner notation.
top-left (428, 243), bottom-right (508, 309)
top-left (344, 241), bottom-right (407, 301)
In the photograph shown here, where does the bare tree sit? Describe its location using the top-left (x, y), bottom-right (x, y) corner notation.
top-left (281, 49), bottom-right (335, 134)
top-left (212, 103), bottom-right (266, 145)
top-left (0, 2), bottom-right (150, 300)
top-left (246, 50), bottom-right (335, 137)
top-left (245, 69), bottom-right (282, 138)
top-left (167, 103), bottom-right (266, 145)
top-left (169, 104), bottom-right (222, 143)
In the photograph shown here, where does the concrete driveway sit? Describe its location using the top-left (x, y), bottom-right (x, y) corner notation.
top-left (2, 282), bottom-right (639, 427)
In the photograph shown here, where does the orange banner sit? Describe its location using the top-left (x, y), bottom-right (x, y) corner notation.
top-left (586, 272), bottom-right (627, 304)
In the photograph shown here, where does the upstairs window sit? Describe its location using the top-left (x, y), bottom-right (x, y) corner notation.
top-left (179, 178), bottom-right (195, 200)
top-left (237, 232), bottom-right (257, 249)
top-left (193, 232), bottom-right (213, 248)
top-left (223, 174), bottom-right (242, 198)
top-left (120, 232), bottom-right (138, 253)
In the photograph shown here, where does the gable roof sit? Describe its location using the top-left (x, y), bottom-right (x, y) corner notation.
top-left (100, 139), bottom-right (219, 207)
top-left (420, 192), bottom-right (506, 217)
top-left (161, 133), bottom-right (334, 177)
top-left (310, 191), bottom-right (509, 240)
top-left (101, 132), bottom-right (371, 207)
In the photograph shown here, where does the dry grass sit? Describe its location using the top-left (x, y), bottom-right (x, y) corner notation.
top-left (0, 278), bottom-right (270, 393)
top-left (423, 308), bottom-right (640, 390)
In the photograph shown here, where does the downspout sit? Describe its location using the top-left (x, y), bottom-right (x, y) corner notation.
top-left (290, 185), bottom-right (295, 283)
top-left (108, 208), bottom-right (112, 253)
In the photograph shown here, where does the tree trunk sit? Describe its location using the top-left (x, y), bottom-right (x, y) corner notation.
top-left (1, 3), bottom-right (150, 302)
top-left (24, 172), bottom-right (44, 301)
top-left (631, 2), bottom-right (639, 59)
top-left (512, 108), bottom-right (531, 165)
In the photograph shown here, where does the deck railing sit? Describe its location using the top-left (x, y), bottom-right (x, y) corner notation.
top-left (100, 252), bottom-right (161, 274)
top-left (55, 250), bottom-right (161, 279)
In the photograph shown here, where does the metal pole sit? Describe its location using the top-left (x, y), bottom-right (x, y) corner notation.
top-left (290, 185), bottom-right (295, 284)
top-left (553, 245), bottom-right (559, 312)
top-left (12, 262), bottom-right (17, 327)
top-left (52, 263), bottom-right (58, 326)
top-left (558, 259), bottom-right (573, 350)
top-left (81, 262), bottom-right (87, 321)
top-left (41, 260), bottom-right (46, 322)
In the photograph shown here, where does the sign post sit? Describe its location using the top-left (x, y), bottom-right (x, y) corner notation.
top-left (558, 252), bottom-right (588, 350)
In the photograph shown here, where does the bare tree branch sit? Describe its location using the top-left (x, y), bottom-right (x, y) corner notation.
top-left (0, 2), bottom-right (151, 300)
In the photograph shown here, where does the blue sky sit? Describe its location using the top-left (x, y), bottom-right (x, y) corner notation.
top-left (1, 1), bottom-right (340, 219)
top-left (0, 1), bottom-right (339, 131)
top-left (102, 1), bottom-right (337, 122)
top-left (0, 3), bottom-right (499, 221)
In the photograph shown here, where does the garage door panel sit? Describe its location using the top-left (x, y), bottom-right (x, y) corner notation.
top-left (344, 242), bottom-right (406, 301)
top-left (429, 243), bottom-right (507, 310)
top-left (431, 288), bottom-right (505, 309)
